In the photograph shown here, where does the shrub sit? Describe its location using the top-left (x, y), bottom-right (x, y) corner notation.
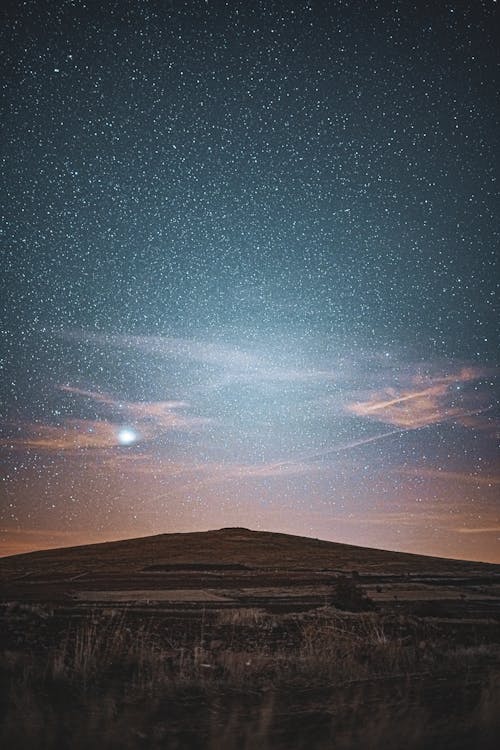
top-left (331, 575), bottom-right (374, 612)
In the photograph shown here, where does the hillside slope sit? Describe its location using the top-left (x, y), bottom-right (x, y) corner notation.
top-left (0, 527), bottom-right (497, 580)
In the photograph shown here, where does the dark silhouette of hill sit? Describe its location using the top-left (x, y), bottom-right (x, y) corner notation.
top-left (0, 527), bottom-right (497, 580)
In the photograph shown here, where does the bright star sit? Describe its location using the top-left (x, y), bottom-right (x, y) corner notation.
top-left (118, 428), bottom-right (137, 445)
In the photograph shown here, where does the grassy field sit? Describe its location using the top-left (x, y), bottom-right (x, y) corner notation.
top-left (1, 529), bottom-right (499, 749)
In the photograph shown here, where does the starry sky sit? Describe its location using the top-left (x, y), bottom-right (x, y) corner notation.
top-left (1, 0), bottom-right (499, 562)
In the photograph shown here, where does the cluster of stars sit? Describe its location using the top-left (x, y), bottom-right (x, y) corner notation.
top-left (0, 0), bottom-right (498, 561)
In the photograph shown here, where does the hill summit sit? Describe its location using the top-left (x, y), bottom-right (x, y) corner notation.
top-left (0, 527), bottom-right (496, 580)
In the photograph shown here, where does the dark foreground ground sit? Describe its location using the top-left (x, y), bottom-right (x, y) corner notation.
top-left (1, 528), bottom-right (499, 749)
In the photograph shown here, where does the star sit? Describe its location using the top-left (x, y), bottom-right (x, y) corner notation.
top-left (117, 428), bottom-right (138, 446)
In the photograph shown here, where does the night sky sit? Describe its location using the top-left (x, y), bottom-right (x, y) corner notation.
top-left (1, 0), bottom-right (499, 562)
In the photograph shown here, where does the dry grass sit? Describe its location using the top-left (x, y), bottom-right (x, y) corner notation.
top-left (1, 604), bottom-right (500, 749)
top-left (3, 605), bottom-right (500, 689)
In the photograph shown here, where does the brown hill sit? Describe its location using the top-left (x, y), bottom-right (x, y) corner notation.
top-left (0, 527), bottom-right (497, 581)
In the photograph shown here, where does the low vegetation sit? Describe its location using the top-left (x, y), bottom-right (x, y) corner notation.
top-left (1, 602), bottom-right (499, 749)
top-left (330, 574), bottom-right (375, 612)
top-left (1, 531), bottom-right (499, 747)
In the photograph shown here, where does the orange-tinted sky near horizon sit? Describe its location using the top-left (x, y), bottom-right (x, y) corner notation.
top-left (2, 355), bottom-right (499, 564)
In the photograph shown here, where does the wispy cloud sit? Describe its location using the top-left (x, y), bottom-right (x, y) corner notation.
top-left (99, 430), bottom-right (405, 489)
top-left (455, 526), bottom-right (500, 534)
top-left (455, 413), bottom-right (500, 438)
top-left (1, 388), bottom-right (209, 453)
top-left (395, 467), bottom-right (500, 487)
top-left (62, 330), bottom-right (341, 387)
top-left (346, 367), bottom-right (490, 429)
top-left (101, 453), bottom-right (318, 485)
top-left (300, 430), bottom-right (404, 461)
top-left (3, 420), bottom-right (122, 451)
top-left (59, 386), bottom-right (207, 431)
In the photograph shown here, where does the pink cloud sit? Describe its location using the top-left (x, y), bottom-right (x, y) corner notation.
top-left (346, 367), bottom-right (489, 429)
